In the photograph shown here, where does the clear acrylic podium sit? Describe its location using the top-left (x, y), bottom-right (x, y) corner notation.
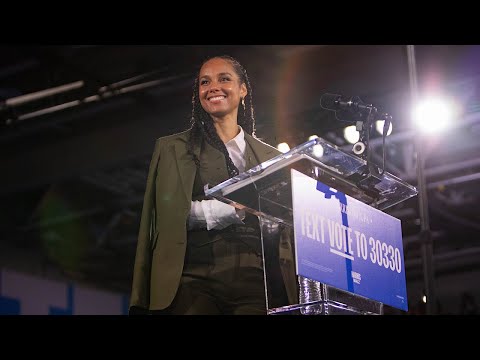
top-left (205, 137), bottom-right (418, 315)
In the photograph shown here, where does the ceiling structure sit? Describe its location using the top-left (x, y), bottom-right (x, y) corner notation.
top-left (1, 45), bottom-right (479, 313)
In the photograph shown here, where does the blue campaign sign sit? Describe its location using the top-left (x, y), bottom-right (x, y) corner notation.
top-left (291, 169), bottom-right (408, 311)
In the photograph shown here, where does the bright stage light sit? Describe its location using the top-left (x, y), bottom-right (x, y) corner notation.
top-left (375, 120), bottom-right (393, 136)
top-left (277, 142), bottom-right (290, 153)
top-left (343, 125), bottom-right (360, 144)
top-left (413, 96), bottom-right (457, 134)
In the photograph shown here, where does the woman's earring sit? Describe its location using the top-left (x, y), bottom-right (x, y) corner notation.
top-left (241, 97), bottom-right (246, 111)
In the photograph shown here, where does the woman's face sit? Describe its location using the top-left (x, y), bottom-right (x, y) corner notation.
top-left (198, 58), bottom-right (247, 120)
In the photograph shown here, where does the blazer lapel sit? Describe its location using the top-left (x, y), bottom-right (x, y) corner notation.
top-left (174, 135), bottom-right (200, 204)
top-left (200, 140), bottom-right (229, 187)
top-left (244, 133), bottom-right (280, 164)
top-left (174, 132), bottom-right (279, 203)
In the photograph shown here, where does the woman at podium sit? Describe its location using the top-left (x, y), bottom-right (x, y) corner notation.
top-left (129, 55), bottom-right (294, 315)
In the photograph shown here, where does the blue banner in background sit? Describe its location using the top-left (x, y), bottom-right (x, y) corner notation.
top-left (291, 169), bottom-right (408, 311)
top-left (0, 268), bottom-right (129, 315)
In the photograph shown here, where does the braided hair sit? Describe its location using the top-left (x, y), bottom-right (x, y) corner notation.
top-left (187, 55), bottom-right (256, 178)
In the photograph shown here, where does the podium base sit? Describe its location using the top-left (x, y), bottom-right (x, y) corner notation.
top-left (267, 281), bottom-right (384, 315)
top-left (267, 300), bottom-right (382, 315)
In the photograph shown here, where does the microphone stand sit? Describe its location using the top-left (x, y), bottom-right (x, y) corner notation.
top-left (346, 102), bottom-right (389, 193)
top-left (325, 94), bottom-right (392, 198)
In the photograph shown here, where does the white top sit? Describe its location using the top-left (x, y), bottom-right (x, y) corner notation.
top-left (188, 126), bottom-right (246, 230)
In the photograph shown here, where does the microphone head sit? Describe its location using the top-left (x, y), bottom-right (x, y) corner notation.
top-left (320, 93), bottom-right (342, 111)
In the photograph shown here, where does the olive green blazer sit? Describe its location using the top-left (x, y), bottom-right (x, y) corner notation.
top-left (129, 129), bottom-right (295, 311)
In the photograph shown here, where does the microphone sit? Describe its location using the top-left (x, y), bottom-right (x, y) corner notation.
top-left (320, 93), bottom-right (376, 113)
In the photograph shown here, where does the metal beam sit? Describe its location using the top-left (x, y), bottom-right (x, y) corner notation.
top-left (0, 99), bottom-right (188, 196)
